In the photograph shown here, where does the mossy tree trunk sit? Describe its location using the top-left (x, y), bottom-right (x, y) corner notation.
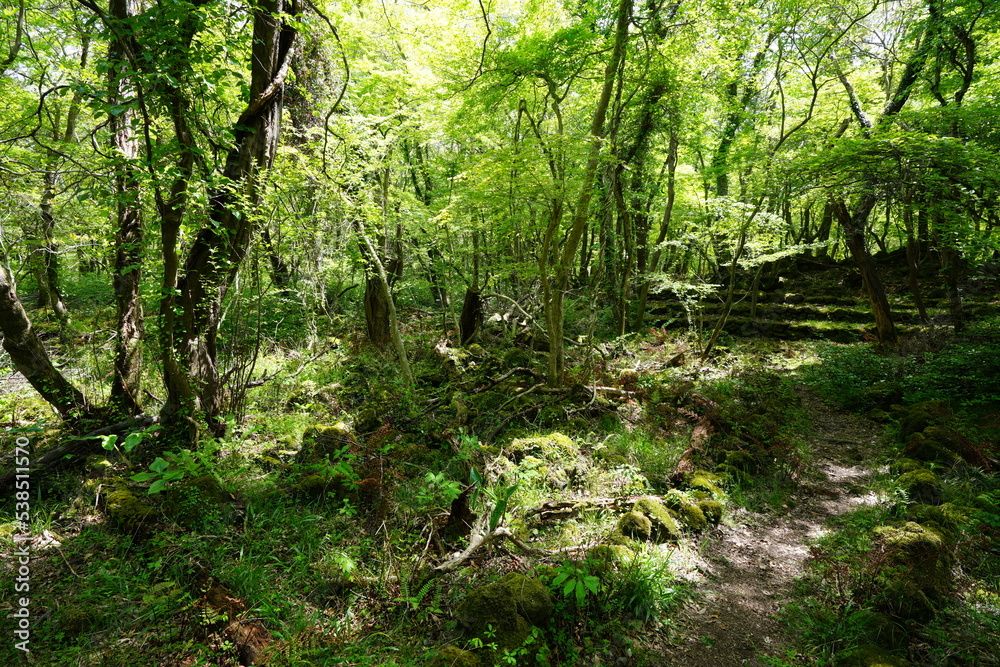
top-left (0, 265), bottom-right (90, 420)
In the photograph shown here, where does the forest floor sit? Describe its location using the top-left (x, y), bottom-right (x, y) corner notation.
top-left (656, 385), bottom-right (885, 666)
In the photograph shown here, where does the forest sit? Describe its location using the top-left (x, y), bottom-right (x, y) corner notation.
top-left (1, 0), bottom-right (999, 664)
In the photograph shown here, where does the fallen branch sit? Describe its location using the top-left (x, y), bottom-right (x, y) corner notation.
top-left (434, 525), bottom-right (549, 573)
top-left (0, 415), bottom-right (158, 490)
top-left (244, 342), bottom-right (338, 389)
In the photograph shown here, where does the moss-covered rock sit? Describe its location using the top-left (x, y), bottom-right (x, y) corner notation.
top-left (872, 522), bottom-right (953, 620)
top-left (294, 423), bottom-right (358, 466)
top-left (854, 610), bottom-right (908, 651)
top-left (895, 469), bottom-right (943, 505)
top-left (104, 485), bottom-right (155, 532)
top-left (890, 458), bottom-right (923, 475)
top-left (291, 472), bottom-right (352, 499)
top-left (506, 433), bottom-right (579, 464)
top-left (899, 400), bottom-right (951, 439)
top-left (617, 510), bottom-right (654, 542)
top-left (697, 500), bottom-right (724, 526)
top-left (662, 490), bottom-right (708, 532)
top-left (905, 503), bottom-right (968, 533)
top-left (632, 498), bottom-right (683, 541)
top-left (686, 470), bottom-right (725, 498)
top-left (587, 545), bottom-right (634, 575)
top-left (835, 643), bottom-right (909, 667)
top-left (426, 645), bottom-right (482, 667)
top-left (499, 573), bottom-right (552, 626)
top-left (860, 381), bottom-right (905, 410)
top-left (85, 455), bottom-right (114, 476)
top-left (454, 573), bottom-right (551, 661)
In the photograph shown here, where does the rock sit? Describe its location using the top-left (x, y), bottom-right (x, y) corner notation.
top-left (872, 522), bottom-right (953, 620)
top-left (686, 470), bottom-right (725, 498)
top-left (784, 293), bottom-right (805, 304)
top-left (905, 503), bottom-right (968, 534)
top-left (506, 433), bottom-right (579, 464)
top-left (454, 573), bottom-right (551, 660)
top-left (294, 423), bottom-right (359, 466)
top-left (895, 469), bottom-right (944, 505)
top-left (162, 475), bottom-right (235, 530)
top-left (616, 510), bottom-right (654, 542)
top-left (860, 381), bottom-right (904, 409)
top-left (104, 484), bottom-right (154, 532)
top-left (662, 490), bottom-right (708, 532)
top-left (720, 450), bottom-right (757, 473)
top-left (697, 500), bottom-right (724, 526)
top-left (632, 498), bottom-right (683, 541)
top-left (899, 400), bottom-right (951, 439)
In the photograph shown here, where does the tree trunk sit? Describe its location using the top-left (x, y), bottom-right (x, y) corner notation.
top-left (108, 0), bottom-right (144, 417)
top-left (941, 244), bottom-right (965, 333)
top-left (633, 129), bottom-right (678, 330)
top-left (164, 0), bottom-right (298, 438)
top-left (0, 265), bottom-right (89, 420)
top-left (544, 0), bottom-right (632, 387)
top-left (364, 275), bottom-right (391, 347)
top-left (459, 288), bottom-right (483, 345)
top-left (831, 195), bottom-right (897, 344)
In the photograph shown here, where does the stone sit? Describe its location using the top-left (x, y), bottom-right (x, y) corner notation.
top-left (697, 500), bottom-right (724, 525)
top-left (616, 510), bottom-right (654, 542)
top-left (895, 469), bottom-right (943, 505)
top-left (294, 423), bottom-right (359, 466)
top-left (454, 573), bottom-right (551, 660)
top-left (632, 498), bottom-right (683, 541)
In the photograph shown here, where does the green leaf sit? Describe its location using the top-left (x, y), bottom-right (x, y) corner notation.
top-left (148, 479), bottom-right (168, 494)
top-left (122, 433), bottom-right (143, 452)
top-left (100, 434), bottom-right (118, 450)
top-left (131, 472), bottom-right (156, 482)
top-left (149, 457), bottom-right (169, 473)
top-left (563, 578), bottom-right (576, 598)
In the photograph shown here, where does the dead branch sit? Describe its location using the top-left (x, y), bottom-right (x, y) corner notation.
top-left (0, 415), bottom-right (158, 490)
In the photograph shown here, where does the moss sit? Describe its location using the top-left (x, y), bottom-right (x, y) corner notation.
top-left (687, 470), bottom-right (724, 498)
top-left (105, 486), bottom-right (154, 532)
top-left (291, 472), bottom-right (350, 499)
top-left (632, 499), bottom-right (682, 541)
top-left (587, 545), bottom-right (633, 575)
top-left (454, 574), bottom-right (549, 659)
top-left (426, 645), bottom-right (481, 667)
top-left (61, 606), bottom-right (94, 636)
top-left (860, 381), bottom-right (904, 410)
top-left (720, 450), bottom-right (757, 473)
top-left (899, 400), bottom-right (951, 439)
top-left (895, 469), bottom-right (943, 505)
top-left (890, 458), bottom-right (923, 474)
top-left (905, 503), bottom-right (968, 533)
top-left (854, 610), bottom-right (908, 651)
top-left (836, 643), bottom-right (910, 667)
top-left (498, 573), bottom-right (552, 626)
top-left (872, 522), bottom-right (953, 619)
top-left (294, 423), bottom-right (358, 465)
top-left (697, 500), bottom-right (723, 526)
top-left (616, 510), bottom-right (653, 542)
top-left (85, 455), bottom-right (114, 475)
top-left (506, 433), bottom-right (579, 464)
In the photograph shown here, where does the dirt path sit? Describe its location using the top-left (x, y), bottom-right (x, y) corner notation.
top-left (660, 385), bottom-right (884, 666)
